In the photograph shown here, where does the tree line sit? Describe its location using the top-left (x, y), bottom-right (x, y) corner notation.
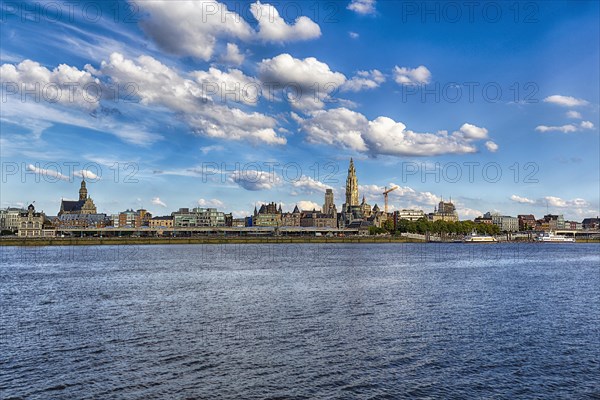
top-left (370, 218), bottom-right (501, 236)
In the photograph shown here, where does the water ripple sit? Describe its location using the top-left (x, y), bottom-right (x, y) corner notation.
top-left (1, 243), bottom-right (599, 399)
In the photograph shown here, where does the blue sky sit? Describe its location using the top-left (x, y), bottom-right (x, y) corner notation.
top-left (1, 0), bottom-right (598, 220)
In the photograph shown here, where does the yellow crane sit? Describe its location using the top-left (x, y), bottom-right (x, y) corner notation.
top-left (383, 186), bottom-right (399, 214)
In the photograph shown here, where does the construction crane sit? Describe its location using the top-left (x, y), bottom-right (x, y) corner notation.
top-left (383, 186), bottom-right (399, 214)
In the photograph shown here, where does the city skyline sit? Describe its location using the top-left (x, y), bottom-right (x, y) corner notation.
top-left (3, 158), bottom-right (597, 227)
top-left (1, 1), bottom-right (599, 220)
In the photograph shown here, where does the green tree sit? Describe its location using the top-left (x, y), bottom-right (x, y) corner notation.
top-left (369, 226), bottom-right (386, 235)
top-left (382, 218), bottom-right (395, 232)
top-left (396, 219), bottom-right (410, 233)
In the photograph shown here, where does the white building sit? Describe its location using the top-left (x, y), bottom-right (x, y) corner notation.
top-left (485, 212), bottom-right (519, 232)
top-left (172, 207), bottom-right (226, 227)
top-left (396, 209), bottom-right (426, 222)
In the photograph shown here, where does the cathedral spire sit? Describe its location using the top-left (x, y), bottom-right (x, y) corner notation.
top-left (345, 158), bottom-right (359, 207)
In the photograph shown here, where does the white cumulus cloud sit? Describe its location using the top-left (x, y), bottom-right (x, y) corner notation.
top-left (192, 67), bottom-right (260, 105)
top-left (365, 117), bottom-right (481, 156)
top-left (485, 141), bottom-right (499, 152)
top-left (250, 1), bottom-right (321, 42)
top-left (0, 60), bottom-right (100, 110)
top-left (134, 1), bottom-right (320, 61)
top-left (510, 195), bottom-right (535, 204)
top-left (298, 107), bottom-right (369, 151)
top-left (341, 70), bottom-right (385, 92)
top-left (198, 198), bottom-right (225, 208)
top-left (347, 0), bottom-right (376, 15)
top-left (510, 195), bottom-right (594, 217)
top-left (135, 0), bottom-right (253, 61)
top-left (295, 108), bottom-right (492, 157)
top-left (543, 196), bottom-right (590, 209)
top-left (258, 53), bottom-right (346, 111)
top-left (99, 53), bottom-right (286, 145)
top-left (543, 95), bottom-right (589, 107)
top-left (459, 208), bottom-right (484, 219)
top-left (221, 43), bottom-right (245, 66)
top-left (459, 123), bottom-right (489, 140)
top-left (393, 65), bottom-right (431, 85)
top-left (230, 170), bottom-right (281, 191)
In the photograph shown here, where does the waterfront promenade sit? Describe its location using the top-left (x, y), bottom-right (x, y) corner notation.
top-left (2, 235), bottom-right (599, 246)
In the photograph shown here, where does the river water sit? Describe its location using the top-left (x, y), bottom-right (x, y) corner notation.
top-left (1, 243), bottom-right (599, 399)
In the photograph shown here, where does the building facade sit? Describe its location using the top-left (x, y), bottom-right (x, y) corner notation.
top-left (474, 216), bottom-right (493, 224)
top-left (1, 207), bottom-right (26, 232)
top-left (281, 206), bottom-right (301, 227)
top-left (55, 213), bottom-right (109, 229)
top-left (582, 218), bottom-right (599, 230)
top-left (149, 216), bottom-right (174, 228)
top-left (231, 218), bottom-right (247, 227)
top-left (111, 209), bottom-right (152, 228)
top-left (323, 189), bottom-right (337, 216)
top-left (172, 207), bottom-right (226, 227)
top-left (252, 202), bottom-right (282, 227)
top-left (543, 214), bottom-right (565, 230)
top-left (518, 214), bottom-right (537, 231)
top-left (360, 196), bottom-right (372, 218)
top-left (485, 212), bottom-right (518, 232)
top-left (565, 221), bottom-right (583, 230)
top-left (18, 204), bottom-right (54, 237)
top-left (58, 179), bottom-right (97, 216)
top-left (300, 211), bottom-right (337, 228)
top-left (395, 209), bottom-right (426, 222)
top-left (429, 200), bottom-right (459, 222)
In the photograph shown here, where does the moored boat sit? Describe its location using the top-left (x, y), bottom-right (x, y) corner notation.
top-left (535, 232), bottom-right (575, 242)
top-left (463, 230), bottom-right (498, 243)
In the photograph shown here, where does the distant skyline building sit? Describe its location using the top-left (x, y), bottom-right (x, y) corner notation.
top-left (340, 158), bottom-right (379, 228)
top-left (323, 189), bottom-right (336, 216)
top-left (79, 180), bottom-right (88, 201)
top-left (345, 158), bottom-right (359, 207)
top-left (0, 207), bottom-right (26, 232)
top-left (429, 199), bottom-right (459, 222)
top-left (395, 209), bottom-right (426, 222)
top-left (171, 207), bottom-right (224, 228)
top-left (18, 204), bottom-right (53, 237)
top-left (253, 202), bottom-right (282, 227)
top-left (484, 212), bottom-right (518, 232)
top-left (58, 179), bottom-right (97, 216)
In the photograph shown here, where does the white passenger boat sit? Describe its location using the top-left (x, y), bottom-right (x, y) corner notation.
top-left (463, 231), bottom-right (498, 243)
top-left (535, 232), bottom-right (575, 242)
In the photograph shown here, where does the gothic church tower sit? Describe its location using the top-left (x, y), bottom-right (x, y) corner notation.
top-left (345, 158), bottom-right (359, 207)
top-left (79, 179), bottom-right (88, 201)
